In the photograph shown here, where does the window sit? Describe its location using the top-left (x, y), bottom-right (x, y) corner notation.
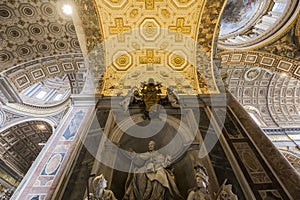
top-left (36, 91), bottom-right (47, 99)
top-left (53, 94), bottom-right (63, 101)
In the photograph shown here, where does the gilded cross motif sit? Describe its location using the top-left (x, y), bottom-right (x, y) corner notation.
top-left (139, 49), bottom-right (161, 70)
top-left (109, 18), bottom-right (131, 42)
top-left (137, 0), bottom-right (163, 9)
top-left (169, 18), bottom-right (191, 41)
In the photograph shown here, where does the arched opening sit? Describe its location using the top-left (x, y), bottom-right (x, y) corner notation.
top-left (0, 120), bottom-right (53, 198)
top-left (19, 75), bottom-right (71, 107)
top-left (90, 113), bottom-right (217, 200)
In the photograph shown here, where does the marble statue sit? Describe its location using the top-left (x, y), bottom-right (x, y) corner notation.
top-left (187, 165), bottom-right (210, 200)
top-left (166, 87), bottom-right (180, 108)
top-left (86, 174), bottom-right (117, 200)
top-left (123, 140), bottom-right (182, 200)
top-left (120, 86), bottom-right (139, 112)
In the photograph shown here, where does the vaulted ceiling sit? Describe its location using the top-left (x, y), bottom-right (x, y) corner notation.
top-left (0, 0), bottom-right (81, 70)
top-left (222, 65), bottom-right (300, 127)
top-left (0, 0), bottom-right (299, 192)
top-left (73, 0), bottom-right (227, 95)
top-left (0, 120), bottom-right (52, 175)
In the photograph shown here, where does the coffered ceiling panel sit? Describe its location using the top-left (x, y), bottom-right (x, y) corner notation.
top-left (74, 0), bottom-right (226, 96)
top-left (95, 0), bottom-right (206, 95)
top-left (0, 121), bottom-right (52, 175)
top-left (222, 65), bottom-right (300, 128)
top-left (0, 0), bottom-right (81, 72)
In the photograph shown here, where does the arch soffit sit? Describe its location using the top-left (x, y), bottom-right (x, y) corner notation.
top-left (73, 0), bottom-right (227, 95)
top-left (218, 51), bottom-right (300, 80)
top-left (0, 117), bottom-right (56, 133)
top-left (0, 120), bottom-right (53, 175)
top-left (1, 54), bottom-right (85, 93)
top-left (109, 114), bottom-right (196, 145)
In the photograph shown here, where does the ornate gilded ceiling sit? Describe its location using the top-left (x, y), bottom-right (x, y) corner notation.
top-left (0, 0), bottom-right (298, 183)
top-left (0, 0), bottom-right (298, 97)
top-left (75, 0), bottom-right (227, 95)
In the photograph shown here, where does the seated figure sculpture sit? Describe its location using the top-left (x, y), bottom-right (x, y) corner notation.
top-left (123, 140), bottom-right (182, 200)
top-left (87, 174), bottom-right (117, 200)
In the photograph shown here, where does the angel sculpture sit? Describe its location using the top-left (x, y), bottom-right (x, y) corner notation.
top-left (85, 174), bottom-right (117, 200)
top-left (119, 80), bottom-right (181, 120)
top-left (166, 87), bottom-right (180, 107)
top-left (119, 86), bottom-right (139, 112)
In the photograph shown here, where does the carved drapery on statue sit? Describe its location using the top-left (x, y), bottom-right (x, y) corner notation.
top-left (215, 180), bottom-right (238, 200)
top-left (186, 166), bottom-right (238, 200)
top-left (122, 140), bottom-right (183, 200)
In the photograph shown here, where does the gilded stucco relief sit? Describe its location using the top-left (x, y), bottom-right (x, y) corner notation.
top-left (74, 0), bottom-right (226, 95)
top-left (96, 0), bottom-right (205, 95)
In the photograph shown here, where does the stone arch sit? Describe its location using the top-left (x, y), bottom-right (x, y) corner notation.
top-left (218, 51), bottom-right (300, 80)
top-left (109, 113), bottom-right (196, 156)
top-left (0, 120), bottom-right (53, 175)
top-left (96, 112), bottom-right (203, 199)
top-left (2, 54), bottom-right (86, 95)
top-left (0, 117), bottom-right (56, 133)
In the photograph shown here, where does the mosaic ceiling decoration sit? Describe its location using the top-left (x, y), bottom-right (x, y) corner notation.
top-left (0, 0), bottom-right (81, 72)
top-left (98, 0), bottom-right (206, 96)
top-left (75, 0), bottom-right (226, 96)
top-left (218, 0), bottom-right (299, 49)
top-left (220, 0), bottom-right (262, 36)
